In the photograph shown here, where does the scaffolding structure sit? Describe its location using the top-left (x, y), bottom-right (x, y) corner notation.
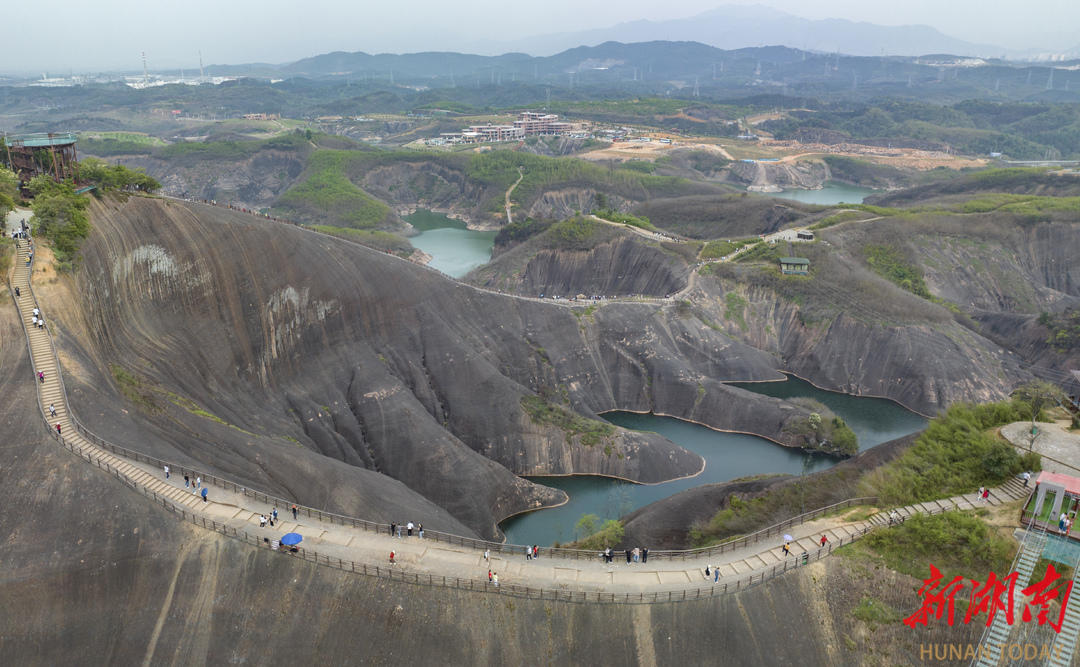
top-left (2, 132), bottom-right (80, 183)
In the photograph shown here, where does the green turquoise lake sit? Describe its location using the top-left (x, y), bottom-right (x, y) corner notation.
top-left (404, 209), bottom-right (496, 278)
top-left (500, 375), bottom-right (926, 547)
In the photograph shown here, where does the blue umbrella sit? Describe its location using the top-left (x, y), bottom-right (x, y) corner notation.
top-left (281, 532), bottom-right (303, 546)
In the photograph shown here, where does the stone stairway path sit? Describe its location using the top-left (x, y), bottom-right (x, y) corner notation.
top-left (7, 234), bottom-right (1033, 598)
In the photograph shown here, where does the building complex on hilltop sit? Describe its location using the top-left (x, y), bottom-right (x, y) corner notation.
top-left (437, 111), bottom-right (583, 145)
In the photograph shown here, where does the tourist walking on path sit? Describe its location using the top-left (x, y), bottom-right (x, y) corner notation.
top-left (390, 522), bottom-right (396, 537)
top-left (292, 505), bottom-right (298, 520)
top-left (978, 486), bottom-right (985, 502)
top-left (272, 508), bottom-right (278, 524)
top-left (184, 474), bottom-right (190, 488)
top-left (201, 488), bottom-right (208, 503)
top-left (625, 549), bottom-right (632, 564)
top-left (484, 549), bottom-right (490, 563)
top-left (704, 565), bottom-right (711, 580)
top-left (1023, 471), bottom-right (1031, 487)
top-left (55, 423), bottom-right (61, 435)
top-left (260, 515), bottom-right (267, 528)
top-left (196, 476), bottom-right (201, 489)
top-left (49, 404), bottom-right (56, 417)
top-left (982, 488), bottom-right (990, 502)
top-left (492, 573), bottom-right (498, 588)
top-left (390, 551), bottom-right (396, 565)
top-left (533, 545), bottom-right (539, 559)
top-left (418, 524), bottom-right (424, 539)
top-left (782, 542), bottom-right (791, 556)
top-left (407, 521), bottom-right (414, 537)
top-left (714, 567), bottom-right (719, 583)
top-left (396, 523), bottom-right (402, 538)
top-left (820, 535), bottom-right (829, 547)
top-left (488, 570), bottom-right (492, 582)
top-left (164, 465), bottom-right (169, 479)
top-left (526, 546), bottom-right (532, 561)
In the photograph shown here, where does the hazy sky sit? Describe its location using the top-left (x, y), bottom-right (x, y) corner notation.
top-left (5, 0), bottom-right (1077, 74)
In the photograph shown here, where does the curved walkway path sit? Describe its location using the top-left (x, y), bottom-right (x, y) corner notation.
top-left (7, 219), bottom-right (1031, 603)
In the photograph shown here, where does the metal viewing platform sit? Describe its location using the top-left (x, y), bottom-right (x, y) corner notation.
top-left (2, 131), bottom-right (80, 183)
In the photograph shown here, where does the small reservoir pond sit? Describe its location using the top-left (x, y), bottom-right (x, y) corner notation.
top-left (500, 375), bottom-right (926, 546)
top-left (766, 181), bottom-right (878, 206)
top-left (403, 209), bottom-right (496, 278)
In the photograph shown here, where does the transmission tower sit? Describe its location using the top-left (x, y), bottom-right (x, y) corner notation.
top-left (199, 51), bottom-right (204, 81)
top-left (142, 52), bottom-right (149, 85)
top-left (1046, 68), bottom-right (1054, 91)
top-left (692, 76), bottom-right (699, 97)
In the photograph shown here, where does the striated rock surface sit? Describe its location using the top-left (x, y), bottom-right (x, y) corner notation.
top-left (42, 196), bottom-right (815, 540)
top-left (470, 233), bottom-right (690, 298)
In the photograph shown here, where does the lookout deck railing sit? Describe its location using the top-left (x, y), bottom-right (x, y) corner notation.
top-left (70, 418), bottom-right (880, 561)
top-left (47, 425), bottom-right (879, 604)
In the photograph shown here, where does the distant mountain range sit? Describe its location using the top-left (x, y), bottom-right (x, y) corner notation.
top-left (467, 5), bottom-right (1007, 59)
top-left (281, 42), bottom-right (817, 79)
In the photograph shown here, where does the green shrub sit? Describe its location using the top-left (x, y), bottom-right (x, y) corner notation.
top-left (277, 151), bottom-right (392, 229)
top-left (79, 158), bottom-right (160, 192)
top-left (863, 243), bottom-right (932, 298)
top-left (310, 226), bottom-right (413, 256)
top-left (861, 512), bottom-right (1015, 581)
top-left (28, 178), bottom-right (91, 263)
top-left (858, 402), bottom-right (1023, 506)
top-left (546, 216), bottom-right (608, 250)
top-left (981, 441), bottom-right (1020, 478)
top-left (700, 240), bottom-right (743, 259)
top-left (520, 395), bottom-right (615, 446)
top-left (592, 208), bottom-right (655, 230)
top-left (494, 217), bottom-right (552, 246)
top-left (576, 518), bottom-right (626, 550)
top-left (0, 237), bottom-right (13, 276)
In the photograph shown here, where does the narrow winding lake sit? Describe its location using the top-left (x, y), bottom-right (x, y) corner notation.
top-left (767, 181), bottom-right (878, 206)
top-left (500, 375), bottom-right (926, 546)
top-left (403, 209), bottom-right (496, 278)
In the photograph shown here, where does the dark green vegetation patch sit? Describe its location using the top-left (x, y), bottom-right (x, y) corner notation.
top-left (520, 395), bottom-right (615, 446)
top-left (857, 512), bottom-right (1015, 582)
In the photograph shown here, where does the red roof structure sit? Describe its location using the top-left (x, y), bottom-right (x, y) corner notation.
top-left (1036, 471), bottom-right (1080, 497)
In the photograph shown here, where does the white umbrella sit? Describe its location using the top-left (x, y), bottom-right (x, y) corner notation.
top-left (783, 534), bottom-right (794, 541)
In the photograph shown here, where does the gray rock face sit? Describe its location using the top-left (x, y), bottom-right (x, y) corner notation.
top-left (472, 234), bottom-right (690, 297)
top-left (916, 225), bottom-right (1080, 314)
top-left (52, 196), bottom-right (812, 540)
top-left (104, 151), bottom-right (306, 210)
